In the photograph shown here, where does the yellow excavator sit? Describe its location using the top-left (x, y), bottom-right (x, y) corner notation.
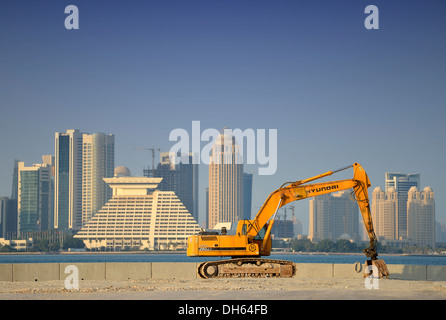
top-left (187, 163), bottom-right (389, 279)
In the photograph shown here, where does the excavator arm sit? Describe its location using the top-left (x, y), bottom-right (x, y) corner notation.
top-left (247, 163), bottom-right (379, 260)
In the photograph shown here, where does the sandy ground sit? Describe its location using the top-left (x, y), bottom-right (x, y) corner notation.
top-left (1, 277), bottom-right (446, 300)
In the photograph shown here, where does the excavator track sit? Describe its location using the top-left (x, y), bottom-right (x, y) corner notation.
top-left (197, 258), bottom-right (296, 279)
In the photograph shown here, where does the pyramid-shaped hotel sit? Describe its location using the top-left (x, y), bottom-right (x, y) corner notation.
top-left (74, 168), bottom-right (201, 251)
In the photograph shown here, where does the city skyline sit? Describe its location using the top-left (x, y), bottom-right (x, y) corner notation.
top-left (0, 1), bottom-right (445, 234)
top-left (1, 126), bottom-right (440, 236)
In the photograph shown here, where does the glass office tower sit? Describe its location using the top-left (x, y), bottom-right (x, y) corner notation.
top-left (385, 173), bottom-right (420, 238)
top-left (54, 129), bottom-right (83, 230)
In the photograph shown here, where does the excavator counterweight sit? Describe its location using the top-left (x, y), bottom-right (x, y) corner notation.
top-left (188, 163), bottom-right (389, 279)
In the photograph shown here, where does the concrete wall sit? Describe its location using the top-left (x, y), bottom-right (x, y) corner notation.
top-left (0, 262), bottom-right (445, 282)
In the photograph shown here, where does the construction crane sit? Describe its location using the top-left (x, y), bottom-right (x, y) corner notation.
top-left (134, 147), bottom-right (160, 177)
top-left (288, 205), bottom-right (295, 221)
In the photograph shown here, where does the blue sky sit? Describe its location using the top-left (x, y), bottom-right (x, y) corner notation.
top-left (0, 0), bottom-right (445, 231)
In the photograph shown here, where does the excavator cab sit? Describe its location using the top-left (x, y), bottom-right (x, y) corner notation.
top-left (253, 225), bottom-right (267, 241)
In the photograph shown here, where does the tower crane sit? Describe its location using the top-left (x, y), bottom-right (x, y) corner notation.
top-left (134, 147), bottom-right (160, 177)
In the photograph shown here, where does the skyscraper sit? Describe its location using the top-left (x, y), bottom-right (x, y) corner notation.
top-left (385, 173), bottom-right (420, 238)
top-left (208, 129), bottom-right (243, 229)
top-left (6, 159), bottom-right (20, 237)
top-left (309, 191), bottom-right (360, 242)
top-left (17, 161), bottom-right (53, 232)
top-left (81, 132), bottom-right (115, 226)
top-left (11, 159), bottom-right (19, 200)
top-left (54, 129), bottom-right (83, 230)
top-left (371, 186), bottom-right (398, 240)
top-left (144, 152), bottom-right (199, 222)
top-left (0, 197), bottom-right (17, 238)
top-left (177, 153), bottom-right (199, 222)
top-left (309, 194), bottom-right (330, 241)
top-left (243, 173), bottom-right (253, 220)
top-left (407, 186), bottom-right (435, 248)
top-left (271, 216), bottom-right (295, 239)
top-left (205, 187), bottom-right (209, 229)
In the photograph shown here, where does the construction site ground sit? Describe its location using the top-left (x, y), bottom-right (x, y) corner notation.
top-left (1, 277), bottom-right (445, 300)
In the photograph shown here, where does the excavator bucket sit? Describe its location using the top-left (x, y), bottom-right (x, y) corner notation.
top-left (363, 259), bottom-right (390, 279)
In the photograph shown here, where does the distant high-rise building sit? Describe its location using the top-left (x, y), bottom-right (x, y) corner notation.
top-left (175, 153), bottom-right (199, 223)
top-left (81, 132), bottom-right (115, 226)
top-left (11, 159), bottom-right (20, 200)
top-left (208, 129), bottom-right (243, 229)
top-left (407, 186), bottom-right (435, 249)
top-left (385, 173), bottom-right (420, 238)
top-left (309, 190), bottom-right (359, 242)
top-left (6, 159), bottom-right (20, 237)
top-left (332, 191), bottom-right (360, 241)
top-left (272, 217), bottom-right (294, 239)
top-left (205, 187), bottom-right (209, 229)
top-left (0, 197), bottom-right (17, 238)
top-left (309, 194), bottom-right (330, 241)
top-left (0, 197), bottom-right (7, 237)
top-left (243, 173), bottom-right (253, 220)
top-left (436, 221), bottom-right (446, 243)
top-left (54, 129), bottom-right (83, 230)
top-left (17, 161), bottom-right (53, 232)
top-left (41, 155), bottom-right (55, 229)
top-left (293, 218), bottom-right (303, 237)
top-left (144, 152), bottom-right (199, 222)
top-left (288, 205), bottom-right (303, 237)
top-left (371, 186), bottom-right (398, 240)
